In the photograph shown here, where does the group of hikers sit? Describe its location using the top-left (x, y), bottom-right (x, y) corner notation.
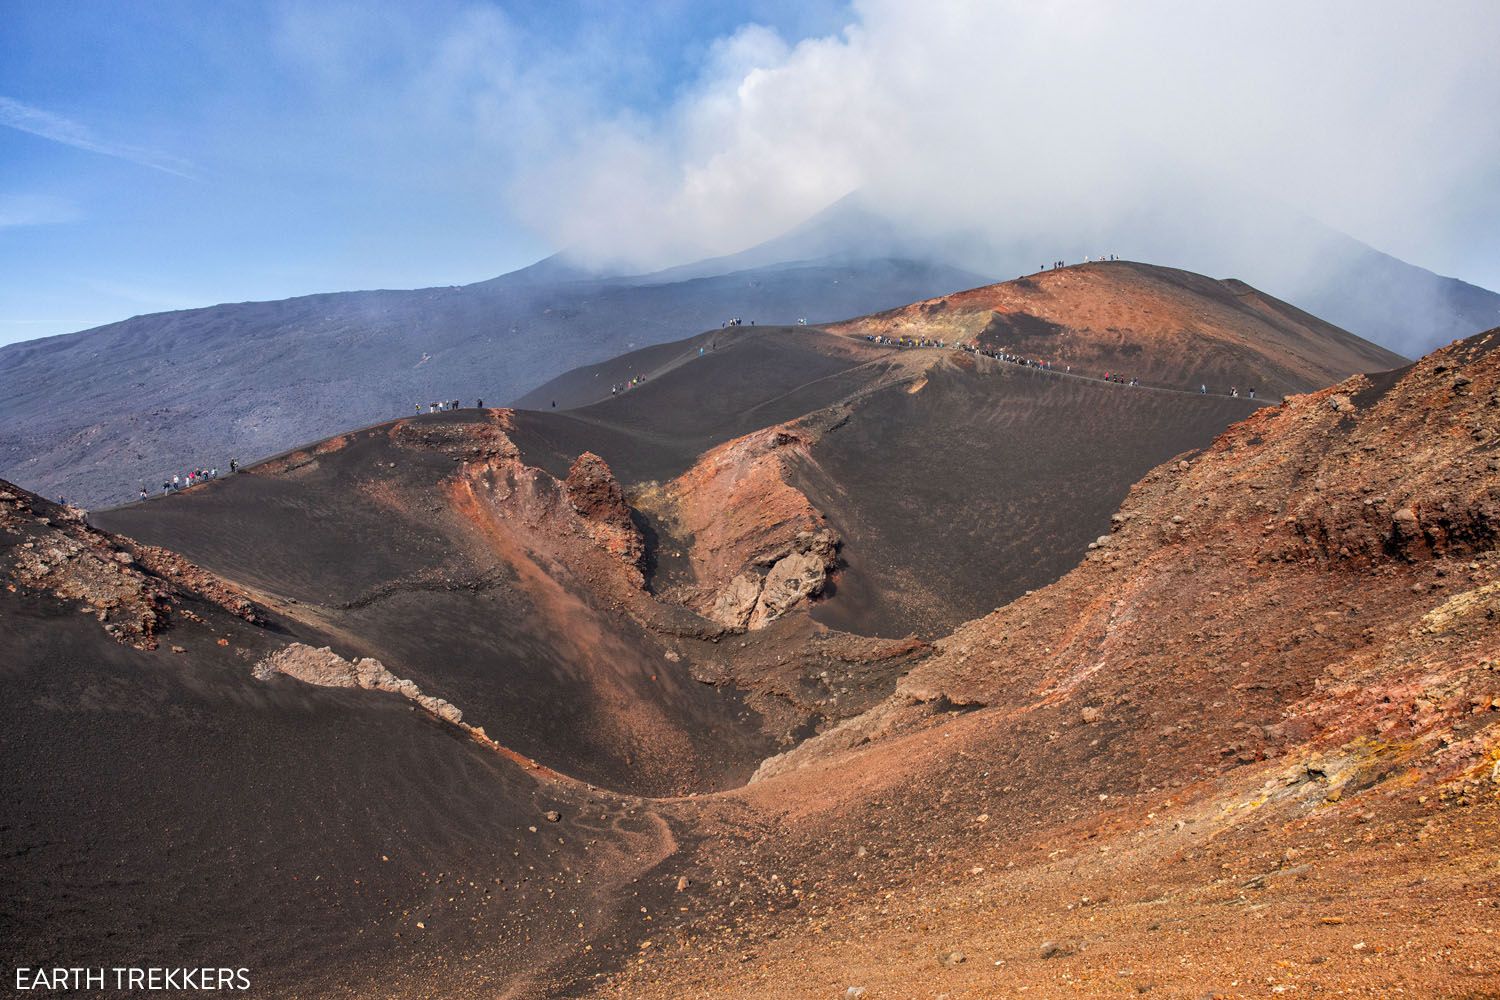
top-left (871, 334), bottom-right (1064, 373)
top-left (1039, 254), bottom-right (1120, 270)
top-left (415, 399), bottom-right (472, 413)
top-left (141, 396), bottom-right (496, 503)
top-left (610, 374), bottom-right (648, 396)
top-left (864, 332), bottom-right (1260, 400)
top-left (964, 345), bottom-right (1063, 372)
top-left (866, 334), bottom-right (949, 349)
top-left (146, 461), bottom-right (236, 499)
top-left (139, 397), bottom-right (501, 504)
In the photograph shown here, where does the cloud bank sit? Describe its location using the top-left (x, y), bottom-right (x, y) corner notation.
top-left (496, 0), bottom-right (1500, 284)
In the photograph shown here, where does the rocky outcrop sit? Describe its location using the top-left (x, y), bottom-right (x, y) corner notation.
top-left (749, 529), bottom-right (839, 628)
top-left (1, 482), bottom-right (261, 648)
top-left (707, 529), bottom-right (839, 630)
top-left (128, 541), bottom-right (261, 623)
top-left (388, 410), bottom-right (520, 462)
top-left (564, 452), bottom-right (644, 568)
top-left (637, 422), bottom-right (841, 627)
top-left (253, 643), bottom-right (465, 726)
top-left (707, 572), bottom-right (763, 630)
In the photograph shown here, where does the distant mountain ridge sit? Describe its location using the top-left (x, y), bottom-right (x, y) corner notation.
top-left (0, 256), bottom-right (986, 507)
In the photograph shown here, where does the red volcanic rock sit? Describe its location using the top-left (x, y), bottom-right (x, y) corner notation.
top-left (0, 481), bottom-right (261, 647)
top-left (637, 422), bottom-right (840, 627)
top-left (565, 451), bottom-right (644, 568)
top-left (831, 261), bottom-right (1405, 398)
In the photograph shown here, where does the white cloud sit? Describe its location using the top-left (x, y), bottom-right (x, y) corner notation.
top-left (498, 0), bottom-right (1500, 281)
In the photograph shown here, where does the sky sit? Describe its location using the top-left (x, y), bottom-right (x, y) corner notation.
top-left (2, 0), bottom-right (1499, 346)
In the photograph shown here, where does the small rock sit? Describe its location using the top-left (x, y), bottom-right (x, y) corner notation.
top-left (1081, 706), bottom-right (1103, 724)
top-left (1040, 940), bottom-right (1073, 959)
top-left (676, 875), bottom-right (692, 892)
top-left (170, 645), bottom-right (186, 654)
top-left (544, 810), bottom-right (561, 823)
top-left (844, 989), bottom-right (867, 999)
top-left (940, 950), bottom-right (966, 967)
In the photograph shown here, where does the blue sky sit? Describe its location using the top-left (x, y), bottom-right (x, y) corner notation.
top-left (3, 1), bottom-right (1498, 347)
top-left (0, 1), bottom-right (850, 344)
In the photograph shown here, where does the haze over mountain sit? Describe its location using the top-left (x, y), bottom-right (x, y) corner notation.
top-left (5, 259), bottom-right (1494, 996)
top-left (2, 184), bottom-right (1482, 514)
top-left (742, 191), bottom-right (1500, 359)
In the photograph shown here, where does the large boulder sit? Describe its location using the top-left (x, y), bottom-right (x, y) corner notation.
top-left (705, 529), bottom-right (839, 630)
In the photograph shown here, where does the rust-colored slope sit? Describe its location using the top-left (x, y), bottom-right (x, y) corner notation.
top-left (92, 409), bottom-right (775, 796)
top-left (596, 329), bottom-right (1500, 999)
top-left (634, 420), bottom-right (838, 630)
top-left (830, 261), bottom-right (1406, 398)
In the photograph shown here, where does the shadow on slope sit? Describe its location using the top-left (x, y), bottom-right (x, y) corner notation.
top-left (797, 356), bottom-right (1263, 637)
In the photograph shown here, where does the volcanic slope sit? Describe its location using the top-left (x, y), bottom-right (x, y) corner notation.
top-left (90, 409), bottom-right (777, 798)
top-left (0, 485), bottom-right (694, 999)
top-left (519, 261), bottom-right (1404, 636)
top-left (10, 265), bottom-right (1412, 997)
top-left (593, 327), bottom-right (1500, 1000)
top-left (832, 260), bottom-right (1405, 399)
